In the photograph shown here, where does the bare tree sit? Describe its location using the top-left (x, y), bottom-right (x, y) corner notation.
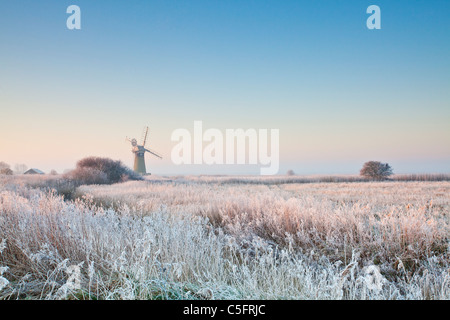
top-left (14, 163), bottom-right (28, 174)
top-left (360, 161), bottom-right (393, 180)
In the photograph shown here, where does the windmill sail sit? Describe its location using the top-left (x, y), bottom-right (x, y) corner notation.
top-left (144, 148), bottom-right (162, 159)
top-left (141, 126), bottom-right (149, 146)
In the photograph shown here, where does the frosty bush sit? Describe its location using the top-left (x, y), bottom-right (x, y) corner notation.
top-left (65, 157), bottom-right (142, 185)
top-left (0, 168), bottom-right (13, 176)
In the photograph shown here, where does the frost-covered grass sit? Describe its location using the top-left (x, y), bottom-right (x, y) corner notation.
top-left (79, 179), bottom-right (449, 271)
top-left (0, 175), bottom-right (449, 300)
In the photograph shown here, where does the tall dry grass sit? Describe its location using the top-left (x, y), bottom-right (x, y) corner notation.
top-left (0, 186), bottom-right (381, 300)
top-left (78, 180), bottom-right (449, 273)
top-left (159, 173), bottom-right (450, 185)
top-left (0, 175), bottom-right (449, 299)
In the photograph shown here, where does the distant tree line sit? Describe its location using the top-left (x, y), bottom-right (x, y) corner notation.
top-left (0, 162), bottom-right (29, 175)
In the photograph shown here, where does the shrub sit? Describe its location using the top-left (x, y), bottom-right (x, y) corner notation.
top-left (65, 157), bottom-right (142, 185)
top-left (65, 167), bottom-right (109, 185)
top-left (0, 168), bottom-right (13, 176)
top-left (360, 161), bottom-right (393, 180)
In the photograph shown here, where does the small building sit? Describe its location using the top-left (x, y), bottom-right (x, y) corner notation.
top-left (24, 168), bottom-right (45, 175)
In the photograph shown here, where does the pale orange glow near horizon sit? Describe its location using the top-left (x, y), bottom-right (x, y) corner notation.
top-left (1, 107), bottom-right (449, 175)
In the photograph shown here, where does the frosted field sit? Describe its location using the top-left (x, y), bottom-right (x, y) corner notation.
top-left (0, 175), bottom-right (449, 299)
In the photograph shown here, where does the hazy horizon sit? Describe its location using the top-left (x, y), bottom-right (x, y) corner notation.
top-left (1, 1), bottom-right (449, 175)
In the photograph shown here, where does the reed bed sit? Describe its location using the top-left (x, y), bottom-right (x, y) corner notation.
top-left (0, 175), bottom-right (448, 299)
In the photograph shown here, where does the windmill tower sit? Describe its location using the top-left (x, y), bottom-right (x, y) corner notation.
top-left (126, 126), bottom-right (162, 175)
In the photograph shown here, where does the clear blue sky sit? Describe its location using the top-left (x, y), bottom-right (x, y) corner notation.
top-left (1, 0), bottom-right (449, 174)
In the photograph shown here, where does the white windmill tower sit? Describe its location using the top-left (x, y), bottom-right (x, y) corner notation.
top-left (126, 126), bottom-right (162, 175)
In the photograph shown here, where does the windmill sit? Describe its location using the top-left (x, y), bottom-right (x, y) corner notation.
top-left (126, 126), bottom-right (162, 175)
